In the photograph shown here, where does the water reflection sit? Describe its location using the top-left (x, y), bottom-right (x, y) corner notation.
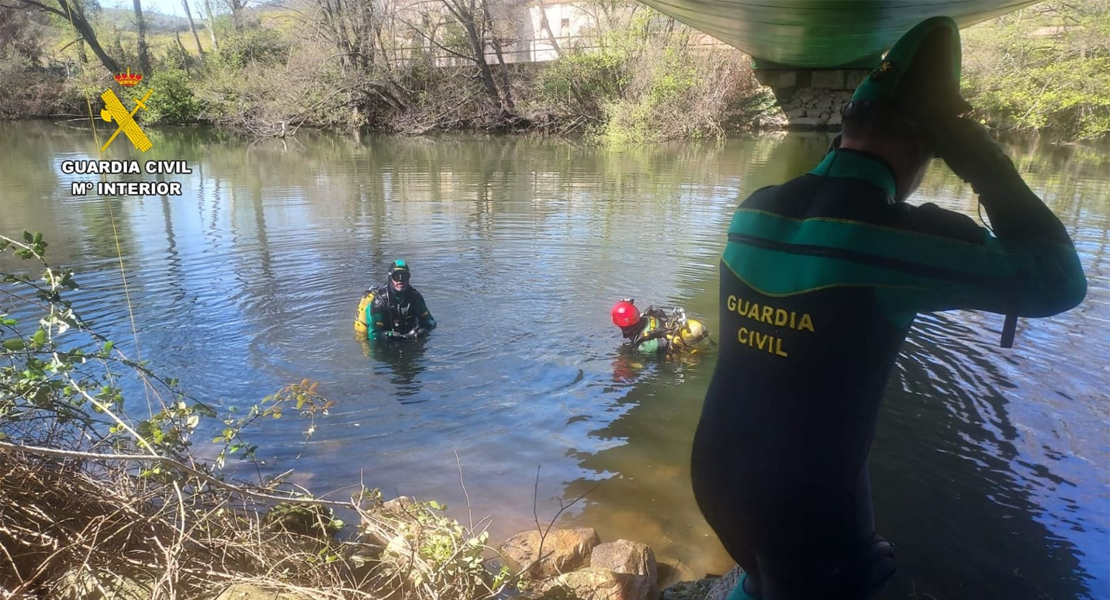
top-left (867, 313), bottom-right (1091, 599)
top-left (0, 122), bottom-right (1106, 599)
top-left (358, 337), bottom-right (430, 403)
top-left (610, 338), bottom-right (715, 384)
top-left (610, 352), bottom-right (646, 385)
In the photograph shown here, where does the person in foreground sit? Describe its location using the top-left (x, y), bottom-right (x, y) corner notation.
top-left (354, 260), bottom-right (437, 341)
top-left (612, 298), bottom-right (711, 357)
top-left (690, 16), bottom-right (1087, 600)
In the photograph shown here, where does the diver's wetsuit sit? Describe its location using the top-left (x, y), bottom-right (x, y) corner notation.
top-left (691, 148), bottom-right (1086, 598)
top-left (623, 307), bottom-right (675, 356)
top-left (361, 283), bottom-right (436, 340)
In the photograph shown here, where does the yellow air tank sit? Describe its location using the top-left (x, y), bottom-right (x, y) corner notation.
top-left (668, 318), bottom-right (711, 354)
top-left (353, 292), bottom-right (374, 335)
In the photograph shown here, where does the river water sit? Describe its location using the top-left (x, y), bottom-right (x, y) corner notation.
top-left (0, 120), bottom-right (1107, 599)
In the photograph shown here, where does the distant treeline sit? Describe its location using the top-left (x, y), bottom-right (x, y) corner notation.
top-left (961, 1), bottom-right (1110, 141)
top-left (0, 0), bottom-right (1106, 141)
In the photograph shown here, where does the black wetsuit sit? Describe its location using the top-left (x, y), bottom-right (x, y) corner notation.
top-left (365, 283), bottom-right (436, 340)
top-left (691, 149), bottom-right (1086, 598)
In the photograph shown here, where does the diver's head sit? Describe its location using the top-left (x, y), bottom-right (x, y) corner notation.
top-left (387, 260), bottom-right (411, 292)
top-left (611, 299), bottom-right (641, 336)
top-left (840, 16), bottom-right (971, 202)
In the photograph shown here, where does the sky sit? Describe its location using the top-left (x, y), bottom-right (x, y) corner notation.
top-left (105, 0), bottom-right (215, 19)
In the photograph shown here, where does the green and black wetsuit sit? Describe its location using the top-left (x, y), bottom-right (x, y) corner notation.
top-left (623, 307), bottom-right (675, 356)
top-left (690, 148), bottom-right (1086, 597)
top-left (364, 283), bottom-right (436, 340)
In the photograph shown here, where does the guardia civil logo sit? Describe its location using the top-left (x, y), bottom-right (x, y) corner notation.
top-left (100, 69), bottom-right (153, 153)
top-left (61, 68), bottom-right (192, 199)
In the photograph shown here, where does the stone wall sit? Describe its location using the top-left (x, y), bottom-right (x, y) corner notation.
top-left (754, 69), bottom-right (869, 131)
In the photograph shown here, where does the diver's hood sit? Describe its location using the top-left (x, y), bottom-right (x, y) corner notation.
top-left (845, 16), bottom-right (973, 120)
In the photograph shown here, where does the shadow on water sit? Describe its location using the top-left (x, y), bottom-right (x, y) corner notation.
top-left (566, 348), bottom-right (735, 584)
top-left (871, 313), bottom-right (1092, 599)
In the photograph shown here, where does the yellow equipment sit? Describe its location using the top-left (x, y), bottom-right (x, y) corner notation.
top-left (353, 291), bottom-right (374, 335)
top-left (664, 309), bottom-right (711, 355)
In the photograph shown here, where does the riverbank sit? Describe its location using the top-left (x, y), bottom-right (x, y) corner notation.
top-left (0, 437), bottom-right (735, 600)
top-left (1, 1), bottom-right (1106, 142)
top-left (0, 3), bottom-right (778, 143)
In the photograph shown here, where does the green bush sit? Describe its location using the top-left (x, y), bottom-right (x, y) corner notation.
top-left (644, 46), bottom-right (699, 108)
top-left (967, 55), bottom-right (1110, 140)
top-left (531, 11), bottom-right (765, 141)
top-left (536, 49), bottom-right (629, 115)
top-left (598, 35), bottom-right (758, 143)
top-left (124, 68), bottom-right (203, 124)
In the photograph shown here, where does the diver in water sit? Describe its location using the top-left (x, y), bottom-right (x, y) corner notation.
top-left (354, 260), bottom-right (437, 341)
top-left (690, 17), bottom-right (1086, 600)
top-left (611, 298), bottom-right (710, 357)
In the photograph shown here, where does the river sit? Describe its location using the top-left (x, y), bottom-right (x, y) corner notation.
top-left (0, 120), bottom-right (1107, 599)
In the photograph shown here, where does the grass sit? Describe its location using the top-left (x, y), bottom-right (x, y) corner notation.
top-left (148, 29), bottom-right (211, 55)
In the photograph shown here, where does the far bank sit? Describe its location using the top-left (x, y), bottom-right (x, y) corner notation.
top-left (1, 1), bottom-right (1107, 143)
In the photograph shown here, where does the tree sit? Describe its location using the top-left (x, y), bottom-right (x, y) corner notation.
top-left (406, 0), bottom-right (515, 113)
top-left (225, 0), bottom-right (245, 31)
top-left (319, 0), bottom-right (379, 69)
top-left (5, 0), bottom-right (121, 73)
top-left (181, 0), bottom-right (205, 55)
top-left (203, 0), bottom-right (218, 49)
top-left (0, 3), bottom-right (49, 62)
top-left (133, 0), bottom-right (151, 73)
top-left (534, 0), bottom-right (560, 58)
top-left (480, 0), bottom-right (514, 111)
top-left (962, 0), bottom-right (1110, 139)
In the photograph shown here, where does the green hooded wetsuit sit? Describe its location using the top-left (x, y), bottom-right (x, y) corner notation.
top-left (691, 146), bottom-right (1086, 598)
top-left (691, 18), bottom-right (1087, 598)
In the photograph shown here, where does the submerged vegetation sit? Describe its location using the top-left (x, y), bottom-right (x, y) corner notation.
top-left (0, 232), bottom-right (522, 598)
top-left (2, 0), bottom-right (1103, 141)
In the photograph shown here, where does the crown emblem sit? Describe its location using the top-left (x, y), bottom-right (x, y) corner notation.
top-left (114, 68), bottom-right (143, 87)
top-left (869, 60), bottom-right (895, 81)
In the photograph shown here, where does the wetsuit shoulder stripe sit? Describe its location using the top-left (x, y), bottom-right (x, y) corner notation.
top-left (726, 207), bottom-right (1072, 283)
top-left (732, 207), bottom-right (997, 251)
top-left (720, 256), bottom-right (956, 298)
top-left (726, 232), bottom-right (1013, 287)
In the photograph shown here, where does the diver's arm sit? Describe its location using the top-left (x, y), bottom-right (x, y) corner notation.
top-left (638, 326), bottom-right (671, 342)
top-left (366, 298), bottom-right (391, 340)
top-left (415, 292), bottom-right (436, 331)
top-left (635, 337), bottom-right (667, 356)
top-left (418, 313), bottom-right (437, 331)
top-left (632, 320), bottom-right (673, 357)
top-left (905, 117), bottom-right (1087, 317)
top-left (894, 202), bottom-right (1085, 318)
top-left (934, 116), bottom-right (1073, 246)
